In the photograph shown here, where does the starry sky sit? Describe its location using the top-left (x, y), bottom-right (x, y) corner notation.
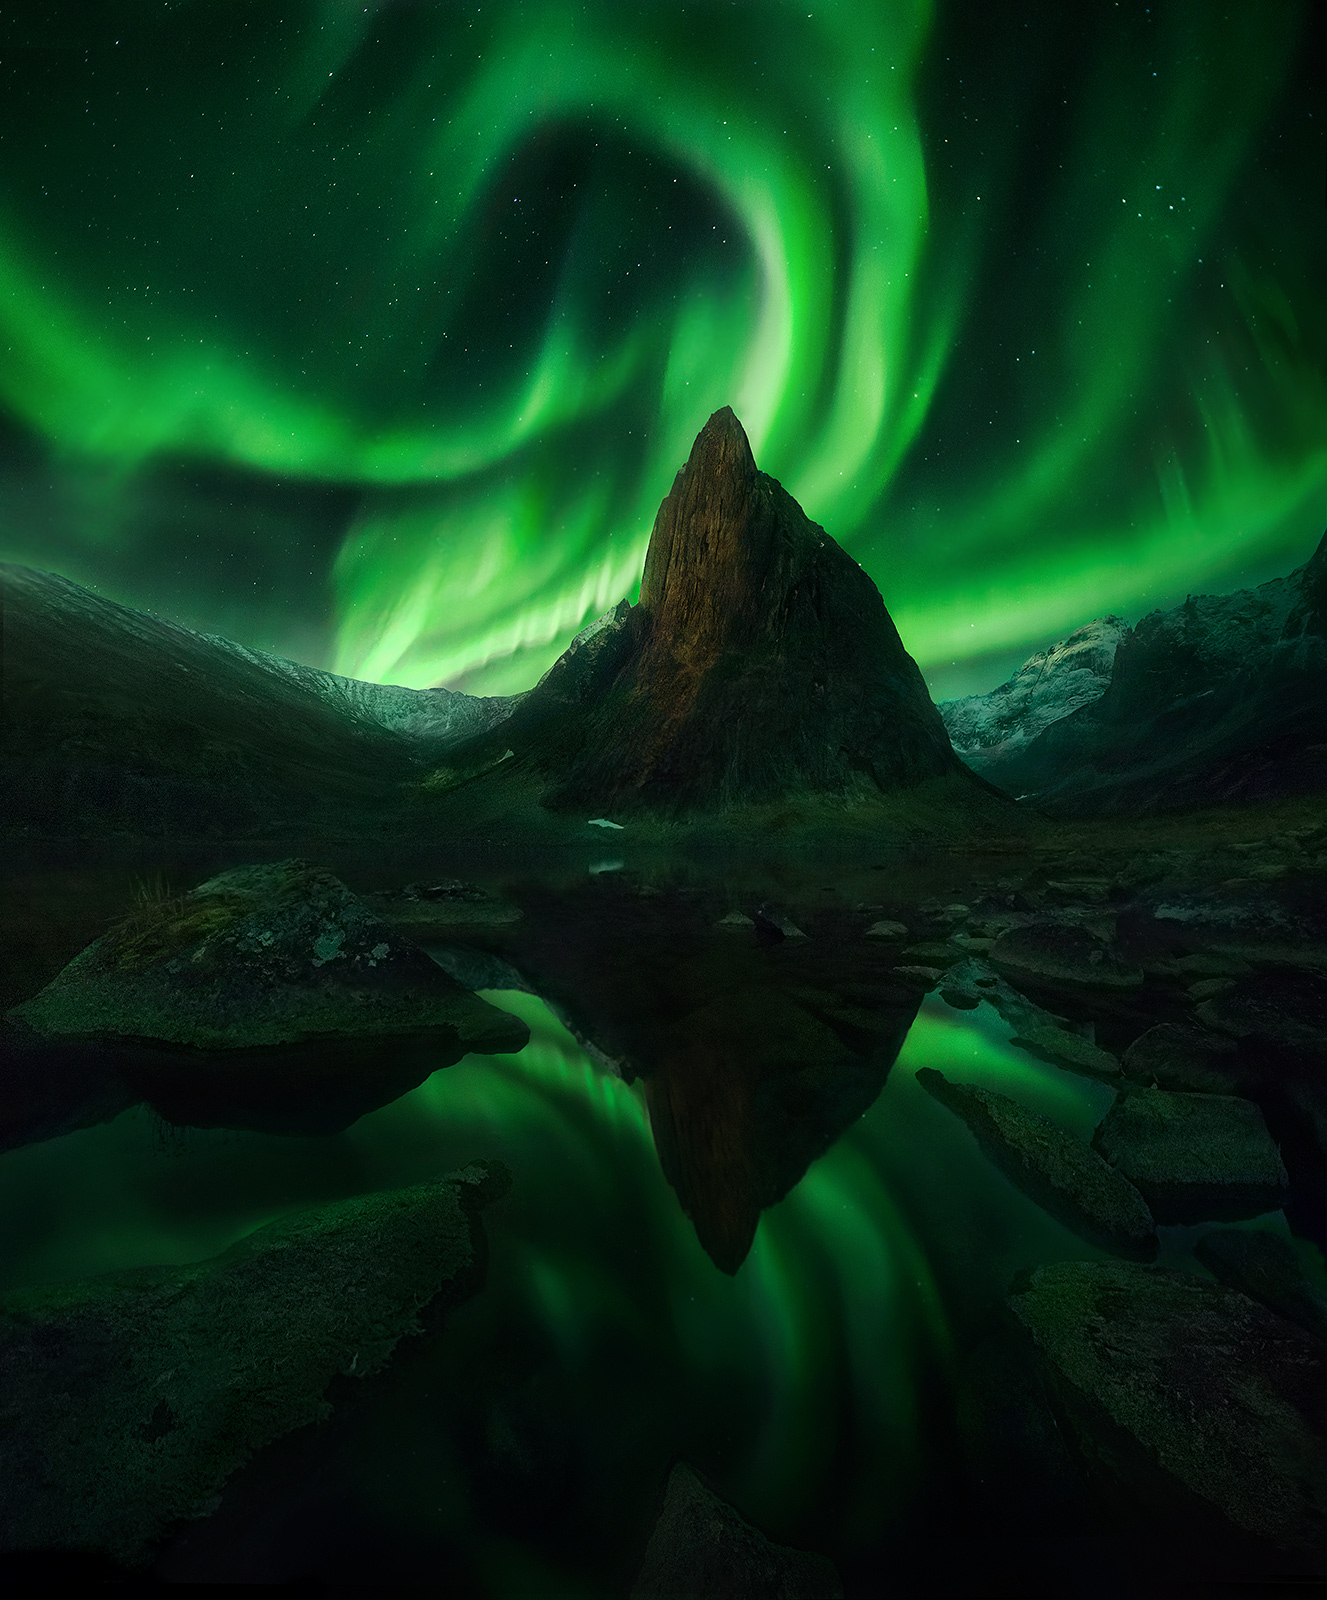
top-left (0, 0), bottom-right (1322, 699)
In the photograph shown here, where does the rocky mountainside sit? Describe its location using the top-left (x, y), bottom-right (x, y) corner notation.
top-left (433, 407), bottom-right (993, 820)
top-left (1, 563), bottom-right (518, 836)
top-left (940, 532), bottom-right (1327, 813)
top-left (941, 616), bottom-right (1128, 770)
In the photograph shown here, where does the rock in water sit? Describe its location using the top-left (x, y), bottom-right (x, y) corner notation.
top-left (1195, 1228), bottom-right (1327, 1342)
top-left (1007, 1260), bottom-right (1327, 1552)
top-left (916, 1067), bottom-right (1156, 1259)
top-left (1093, 1087), bottom-right (1289, 1224)
top-left (631, 1463), bottom-right (842, 1599)
top-left (0, 1161), bottom-right (510, 1568)
top-left (5, 861), bottom-right (529, 1132)
top-left (8, 859), bottom-right (527, 1056)
top-left (455, 407), bottom-right (985, 817)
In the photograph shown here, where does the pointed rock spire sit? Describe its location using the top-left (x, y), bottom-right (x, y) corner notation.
top-left (471, 407), bottom-right (978, 816)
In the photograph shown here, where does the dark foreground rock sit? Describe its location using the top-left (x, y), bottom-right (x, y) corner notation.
top-left (917, 1068), bottom-right (1156, 1259)
top-left (1195, 1228), bottom-right (1327, 1342)
top-left (1093, 1087), bottom-right (1289, 1224)
top-left (5, 862), bottom-right (528, 1131)
top-left (631, 1463), bottom-right (842, 1600)
top-left (1007, 1023), bottom-right (1121, 1081)
top-left (989, 921), bottom-right (1142, 990)
top-left (1007, 1260), bottom-right (1327, 1552)
top-left (1121, 1022), bottom-right (1245, 1095)
top-left (0, 1161), bottom-right (510, 1568)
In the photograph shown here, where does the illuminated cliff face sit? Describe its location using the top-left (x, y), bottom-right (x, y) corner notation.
top-left (0, 2), bottom-right (1321, 698)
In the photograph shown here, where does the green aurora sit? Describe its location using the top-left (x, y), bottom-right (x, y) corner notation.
top-left (0, 0), bottom-right (1322, 698)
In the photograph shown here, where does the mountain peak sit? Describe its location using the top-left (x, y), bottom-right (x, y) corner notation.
top-left (503, 408), bottom-right (975, 815)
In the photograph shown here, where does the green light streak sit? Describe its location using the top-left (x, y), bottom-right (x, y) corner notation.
top-left (0, 1), bottom-right (1319, 692)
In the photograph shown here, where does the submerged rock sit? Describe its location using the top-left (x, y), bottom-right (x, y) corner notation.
top-left (631, 1463), bottom-right (842, 1600)
top-left (916, 1068), bottom-right (1156, 1259)
top-left (1195, 1228), bottom-right (1327, 1343)
top-left (1093, 1087), bottom-right (1289, 1224)
top-left (0, 1161), bottom-right (510, 1568)
top-left (1007, 1260), bottom-right (1327, 1551)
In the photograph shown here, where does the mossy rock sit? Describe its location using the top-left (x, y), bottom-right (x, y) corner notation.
top-left (0, 1161), bottom-right (510, 1567)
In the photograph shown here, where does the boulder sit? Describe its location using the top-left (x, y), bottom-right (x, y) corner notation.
top-left (1195, 1228), bottom-right (1327, 1343)
top-left (1121, 1022), bottom-right (1245, 1095)
top-left (1197, 971), bottom-right (1327, 1061)
top-left (989, 922), bottom-right (1142, 989)
top-left (4, 861), bottom-right (529, 1132)
top-left (1008, 1024), bottom-right (1121, 1081)
top-left (0, 1162), bottom-right (510, 1568)
top-left (7, 860), bottom-right (528, 1059)
top-left (916, 1067), bottom-right (1156, 1259)
top-left (1007, 1260), bottom-right (1327, 1551)
top-left (1093, 1087), bottom-right (1289, 1223)
top-left (631, 1463), bottom-right (841, 1599)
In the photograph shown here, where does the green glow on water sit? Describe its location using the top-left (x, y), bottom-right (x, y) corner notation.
top-left (0, 3), bottom-right (1319, 697)
top-left (0, 990), bottom-right (1122, 1564)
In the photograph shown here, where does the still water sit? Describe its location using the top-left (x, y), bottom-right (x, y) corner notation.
top-left (0, 990), bottom-right (1200, 1587)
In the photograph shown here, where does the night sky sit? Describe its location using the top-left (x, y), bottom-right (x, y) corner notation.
top-left (0, 1), bottom-right (1322, 699)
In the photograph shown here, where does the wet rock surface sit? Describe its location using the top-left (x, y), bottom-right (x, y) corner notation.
top-left (917, 1067), bottom-right (1156, 1259)
top-left (0, 1161), bottom-right (510, 1568)
top-left (1007, 1260), bottom-right (1327, 1552)
top-left (1093, 1087), bottom-right (1289, 1224)
top-left (631, 1463), bottom-right (842, 1600)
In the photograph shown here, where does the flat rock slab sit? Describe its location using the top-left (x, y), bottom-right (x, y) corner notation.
top-left (1122, 1022), bottom-right (1245, 1095)
top-left (1009, 1024), bottom-right (1121, 1081)
top-left (990, 921), bottom-right (1142, 989)
top-left (1093, 1087), bottom-right (1289, 1224)
top-left (1008, 1260), bottom-right (1327, 1552)
top-left (7, 859), bottom-right (528, 1058)
top-left (0, 1161), bottom-right (510, 1568)
top-left (1195, 1228), bottom-right (1327, 1342)
top-left (917, 1068), bottom-right (1155, 1259)
top-left (631, 1463), bottom-right (842, 1600)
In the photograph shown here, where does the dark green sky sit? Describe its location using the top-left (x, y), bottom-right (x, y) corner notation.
top-left (0, 0), bottom-right (1322, 697)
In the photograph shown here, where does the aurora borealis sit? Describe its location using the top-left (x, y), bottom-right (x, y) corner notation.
top-left (0, 1), bottom-right (1322, 699)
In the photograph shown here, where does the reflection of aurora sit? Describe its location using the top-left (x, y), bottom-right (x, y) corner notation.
top-left (0, 3), bottom-right (1321, 697)
top-left (0, 991), bottom-right (1118, 1567)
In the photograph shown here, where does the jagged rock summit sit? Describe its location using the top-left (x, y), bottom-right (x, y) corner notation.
top-left (454, 406), bottom-right (979, 818)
